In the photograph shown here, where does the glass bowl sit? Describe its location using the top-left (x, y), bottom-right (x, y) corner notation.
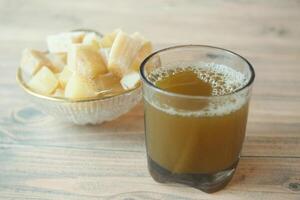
top-left (16, 68), bottom-right (142, 125)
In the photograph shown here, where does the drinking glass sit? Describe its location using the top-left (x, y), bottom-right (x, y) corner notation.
top-left (140, 45), bottom-right (255, 193)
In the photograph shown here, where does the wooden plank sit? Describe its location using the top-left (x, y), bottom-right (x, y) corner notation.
top-left (0, 103), bottom-right (299, 157)
top-left (0, 143), bottom-right (299, 200)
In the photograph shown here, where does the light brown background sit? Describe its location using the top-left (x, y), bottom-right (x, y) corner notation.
top-left (0, 0), bottom-right (299, 199)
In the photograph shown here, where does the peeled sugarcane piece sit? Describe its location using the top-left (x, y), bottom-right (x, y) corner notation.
top-left (27, 66), bottom-right (59, 95)
top-left (82, 32), bottom-right (102, 49)
top-left (98, 29), bottom-right (120, 48)
top-left (99, 48), bottom-right (110, 66)
top-left (68, 44), bottom-right (107, 79)
top-left (46, 53), bottom-right (67, 73)
top-left (47, 31), bottom-right (85, 53)
top-left (120, 71), bottom-right (140, 90)
top-left (130, 37), bottom-right (152, 72)
top-left (20, 48), bottom-right (53, 76)
top-left (108, 31), bottom-right (143, 77)
top-left (58, 66), bottom-right (73, 88)
top-left (65, 73), bottom-right (97, 100)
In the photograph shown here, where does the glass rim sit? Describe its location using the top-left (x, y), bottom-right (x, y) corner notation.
top-left (140, 45), bottom-right (255, 100)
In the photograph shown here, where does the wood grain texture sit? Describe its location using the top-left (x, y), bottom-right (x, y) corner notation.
top-left (0, 0), bottom-right (300, 199)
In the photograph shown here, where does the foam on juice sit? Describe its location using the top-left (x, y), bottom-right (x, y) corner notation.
top-left (146, 63), bottom-right (249, 117)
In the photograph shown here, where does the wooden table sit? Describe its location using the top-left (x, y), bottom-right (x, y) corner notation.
top-left (0, 0), bottom-right (299, 199)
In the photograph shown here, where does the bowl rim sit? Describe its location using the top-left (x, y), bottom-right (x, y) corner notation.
top-left (16, 68), bottom-right (141, 103)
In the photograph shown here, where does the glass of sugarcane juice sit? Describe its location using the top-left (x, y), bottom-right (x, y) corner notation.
top-left (140, 45), bottom-right (255, 193)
